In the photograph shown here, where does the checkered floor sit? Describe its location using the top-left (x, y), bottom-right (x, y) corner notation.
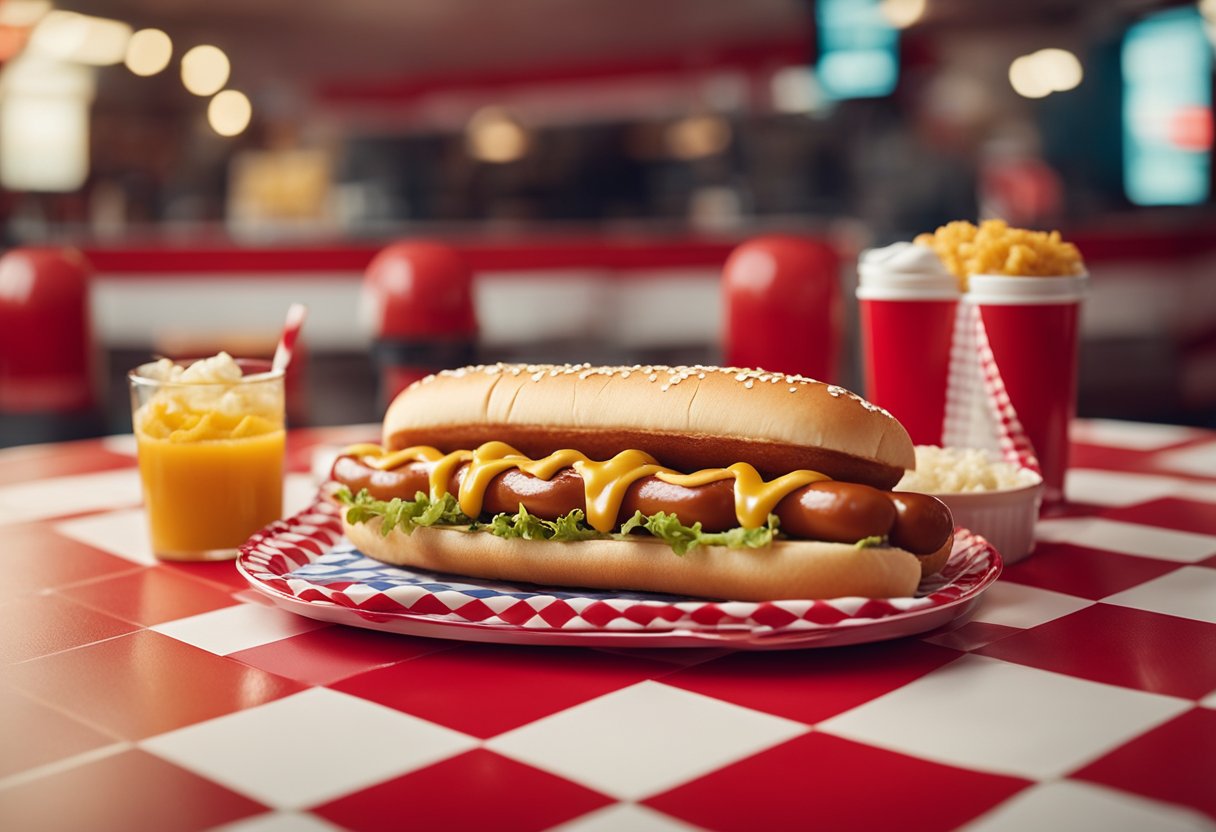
top-left (1, 420), bottom-right (1214, 832)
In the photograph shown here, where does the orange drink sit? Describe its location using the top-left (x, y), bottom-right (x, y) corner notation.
top-left (129, 354), bottom-right (285, 560)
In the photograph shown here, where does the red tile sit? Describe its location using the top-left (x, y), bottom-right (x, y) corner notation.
top-left (1069, 442), bottom-right (1183, 476)
top-left (0, 593), bottom-right (138, 664)
top-left (163, 560), bottom-right (250, 591)
top-left (1101, 498), bottom-right (1216, 537)
top-left (6, 630), bottom-right (306, 740)
top-left (313, 749), bottom-right (611, 832)
top-left (976, 604), bottom-right (1216, 699)
top-left (1, 521), bottom-right (139, 597)
top-left (922, 621), bottom-right (1023, 652)
top-left (59, 567), bottom-right (239, 626)
top-left (334, 644), bottom-right (675, 738)
top-left (0, 440), bottom-right (131, 487)
top-left (644, 732), bottom-right (1030, 832)
top-left (0, 686), bottom-right (119, 778)
top-left (1001, 541), bottom-right (1180, 600)
top-left (0, 748), bottom-right (266, 831)
top-left (661, 640), bottom-right (959, 725)
top-left (589, 646), bottom-right (732, 667)
top-left (1071, 707), bottom-right (1216, 820)
top-left (228, 626), bottom-right (450, 686)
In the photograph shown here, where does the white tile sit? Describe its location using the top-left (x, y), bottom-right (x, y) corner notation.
top-left (551, 803), bottom-right (704, 832)
top-left (211, 811), bottom-right (346, 832)
top-left (1154, 441), bottom-right (1216, 479)
top-left (1071, 420), bottom-right (1201, 451)
top-left (53, 508), bottom-right (157, 565)
top-left (1065, 469), bottom-right (1213, 508)
top-left (51, 477), bottom-right (319, 566)
top-left (284, 473), bottom-right (319, 518)
top-left (1036, 518), bottom-right (1216, 563)
top-left (150, 602), bottom-right (325, 655)
top-left (1102, 566), bottom-right (1216, 624)
top-left (962, 780), bottom-right (1215, 832)
top-left (486, 680), bottom-right (808, 800)
top-left (141, 688), bottom-right (478, 810)
top-left (0, 469), bottom-right (142, 524)
top-left (969, 581), bottom-right (1093, 629)
top-left (818, 655), bottom-right (1190, 780)
top-left (101, 433), bottom-right (137, 457)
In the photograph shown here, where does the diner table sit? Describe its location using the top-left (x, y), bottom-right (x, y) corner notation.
top-left (1, 418), bottom-right (1214, 832)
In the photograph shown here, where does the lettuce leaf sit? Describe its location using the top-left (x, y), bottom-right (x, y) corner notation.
top-left (488, 505), bottom-right (602, 542)
top-left (336, 487), bottom-right (474, 535)
top-left (337, 487), bottom-right (845, 555)
top-left (615, 510), bottom-right (780, 555)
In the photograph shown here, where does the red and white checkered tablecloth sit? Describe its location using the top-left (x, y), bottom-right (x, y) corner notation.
top-left (1, 420), bottom-right (1214, 832)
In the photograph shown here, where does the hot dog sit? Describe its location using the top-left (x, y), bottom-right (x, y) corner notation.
top-left (330, 363), bottom-right (955, 601)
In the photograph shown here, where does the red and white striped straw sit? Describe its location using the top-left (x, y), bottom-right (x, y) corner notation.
top-left (272, 303), bottom-right (308, 373)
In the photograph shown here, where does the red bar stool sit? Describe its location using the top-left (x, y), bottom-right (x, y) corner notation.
top-left (363, 241), bottom-right (478, 408)
top-left (0, 247), bottom-right (104, 445)
top-left (722, 235), bottom-right (841, 382)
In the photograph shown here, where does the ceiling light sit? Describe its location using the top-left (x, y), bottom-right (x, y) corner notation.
top-left (465, 106), bottom-right (530, 163)
top-left (181, 44), bottom-right (229, 96)
top-left (666, 114), bottom-right (732, 160)
top-left (125, 28), bottom-right (172, 77)
top-left (1009, 55), bottom-right (1052, 99)
top-left (29, 10), bottom-right (130, 66)
top-left (0, 0), bottom-right (51, 28)
top-left (1033, 48), bottom-right (1083, 92)
top-left (879, 0), bottom-right (927, 29)
top-left (208, 89), bottom-right (251, 137)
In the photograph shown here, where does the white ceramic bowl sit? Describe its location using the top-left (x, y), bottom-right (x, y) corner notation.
top-left (930, 472), bottom-right (1044, 564)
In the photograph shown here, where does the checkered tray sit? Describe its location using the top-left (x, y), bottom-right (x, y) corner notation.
top-left (237, 496), bottom-right (1002, 648)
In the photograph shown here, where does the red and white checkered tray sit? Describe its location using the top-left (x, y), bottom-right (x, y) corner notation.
top-left (237, 496), bottom-right (1002, 648)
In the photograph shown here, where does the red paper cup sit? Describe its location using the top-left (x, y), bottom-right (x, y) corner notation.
top-left (968, 274), bottom-right (1087, 503)
top-left (857, 264), bottom-right (959, 445)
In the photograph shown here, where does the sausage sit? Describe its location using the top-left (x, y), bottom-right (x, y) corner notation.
top-left (888, 492), bottom-right (955, 555)
top-left (330, 455), bottom-right (951, 554)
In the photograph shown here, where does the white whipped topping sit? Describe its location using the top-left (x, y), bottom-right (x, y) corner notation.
top-left (860, 242), bottom-right (950, 275)
top-left (135, 351), bottom-right (282, 425)
top-left (140, 351), bottom-right (244, 384)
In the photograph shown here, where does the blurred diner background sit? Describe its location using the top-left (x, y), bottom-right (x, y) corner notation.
top-left (0, 0), bottom-right (1214, 447)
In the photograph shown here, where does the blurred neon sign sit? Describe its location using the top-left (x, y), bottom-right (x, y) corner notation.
top-left (816, 0), bottom-right (900, 100)
top-left (1122, 7), bottom-right (1212, 205)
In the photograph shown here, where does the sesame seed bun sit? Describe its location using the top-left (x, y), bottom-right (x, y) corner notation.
top-left (383, 364), bottom-right (915, 489)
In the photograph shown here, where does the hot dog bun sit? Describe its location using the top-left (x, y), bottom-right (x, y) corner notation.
top-left (343, 517), bottom-right (948, 601)
top-left (384, 364), bottom-right (914, 490)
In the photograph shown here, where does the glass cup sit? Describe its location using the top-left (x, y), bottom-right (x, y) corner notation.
top-left (129, 357), bottom-right (285, 561)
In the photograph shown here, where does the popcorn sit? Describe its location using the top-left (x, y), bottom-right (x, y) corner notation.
top-left (896, 445), bottom-right (1038, 494)
top-left (914, 220), bottom-right (1085, 290)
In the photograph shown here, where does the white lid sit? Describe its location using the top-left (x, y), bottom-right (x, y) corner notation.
top-left (857, 242), bottom-right (959, 300)
top-left (966, 273), bottom-right (1088, 304)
